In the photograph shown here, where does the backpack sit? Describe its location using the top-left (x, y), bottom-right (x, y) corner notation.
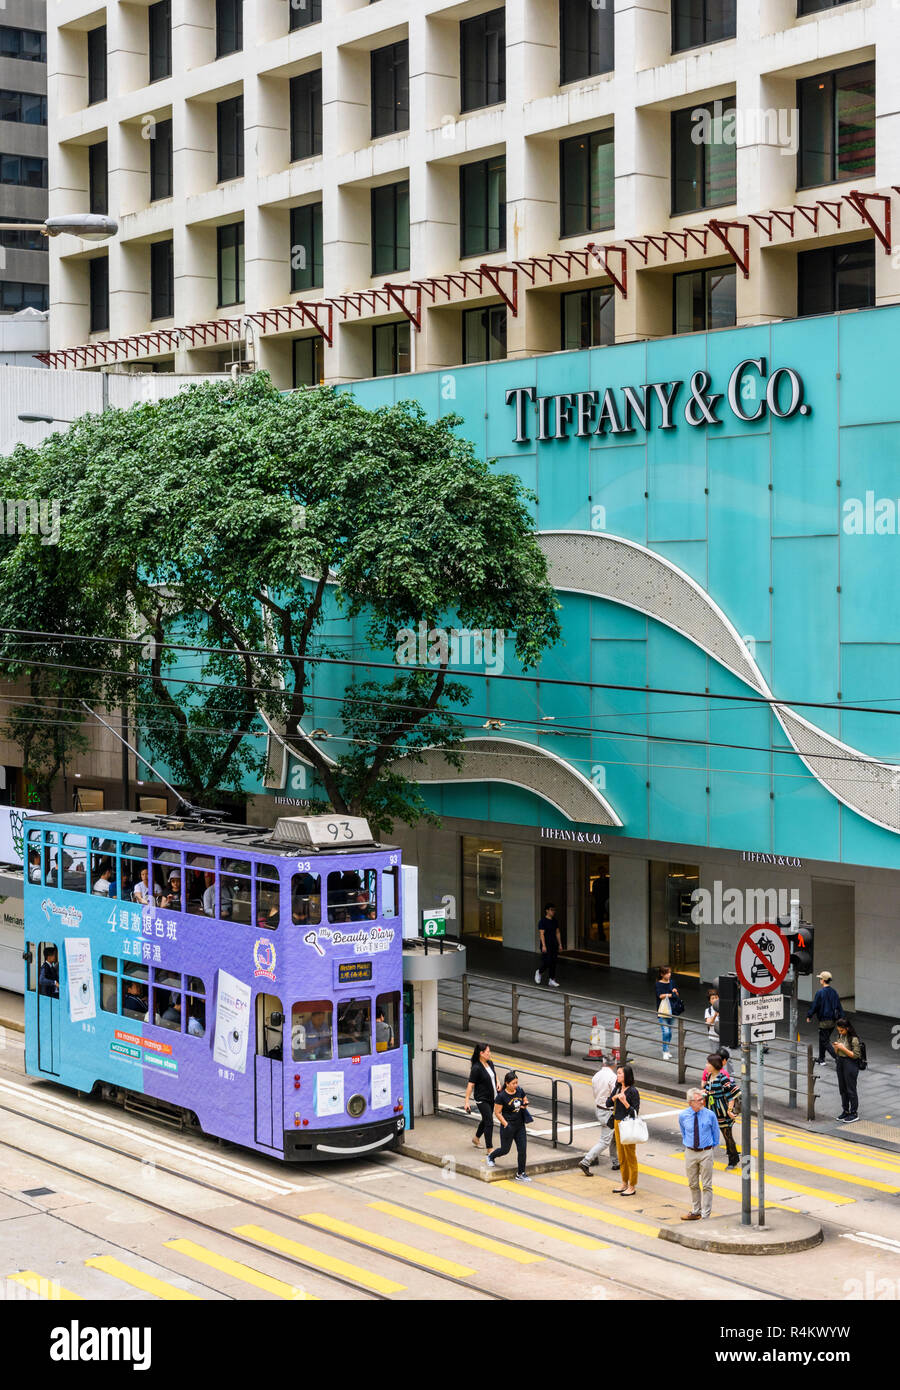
top-left (858, 1040), bottom-right (868, 1072)
top-left (670, 995), bottom-right (685, 1017)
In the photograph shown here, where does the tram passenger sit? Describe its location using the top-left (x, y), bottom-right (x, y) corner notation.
top-left (38, 946), bottom-right (59, 998)
top-left (123, 980), bottom-right (148, 1018)
top-left (375, 1007), bottom-right (394, 1051)
top-left (161, 996), bottom-right (182, 1030)
top-left (349, 891), bottom-right (370, 922)
top-left (92, 862), bottom-right (116, 896)
top-left (132, 866), bottom-right (158, 906)
top-left (187, 1002), bottom-right (205, 1037)
top-left (28, 850), bottom-right (41, 883)
top-left (202, 871), bottom-right (232, 919)
top-left (160, 872), bottom-right (181, 909)
top-left (292, 1009), bottom-right (332, 1061)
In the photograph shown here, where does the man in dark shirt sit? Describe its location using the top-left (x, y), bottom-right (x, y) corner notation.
top-left (807, 970), bottom-right (842, 1063)
top-left (38, 946), bottom-right (59, 998)
top-left (534, 902), bottom-right (561, 989)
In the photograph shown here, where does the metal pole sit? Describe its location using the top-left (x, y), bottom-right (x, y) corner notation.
top-left (511, 983), bottom-right (519, 1044)
top-left (788, 893), bottom-right (800, 1109)
top-left (563, 994), bottom-right (572, 1057)
top-left (740, 985), bottom-right (752, 1226)
top-left (756, 1041), bottom-right (765, 1227)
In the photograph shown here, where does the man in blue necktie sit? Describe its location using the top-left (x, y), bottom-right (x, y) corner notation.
top-left (677, 1088), bottom-right (721, 1220)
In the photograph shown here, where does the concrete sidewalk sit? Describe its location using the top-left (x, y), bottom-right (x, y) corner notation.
top-left (400, 1111), bottom-right (582, 1181)
top-left (0, 988), bottom-right (23, 1032)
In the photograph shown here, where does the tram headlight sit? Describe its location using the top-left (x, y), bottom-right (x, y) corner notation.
top-left (347, 1094), bottom-right (367, 1119)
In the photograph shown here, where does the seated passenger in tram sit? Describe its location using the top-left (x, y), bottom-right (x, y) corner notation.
top-left (160, 995), bottom-right (182, 1030)
top-left (132, 866), bottom-right (158, 906)
top-left (202, 871), bottom-right (232, 919)
top-left (38, 946), bottom-right (59, 998)
top-left (187, 1002), bottom-right (205, 1037)
top-left (348, 890), bottom-right (371, 921)
top-left (120, 865), bottom-right (133, 900)
top-left (292, 1009), bottom-right (332, 1061)
top-left (92, 861), bottom-right (116, 896)
top-left (159, 872), bottom-right (182, 909)
top-left (28, 850), bottom-right (41, 883)
top-left (122, 980), bottom-right (148, 1018)
top-left (375, 1006), bottom-right (394, 1051)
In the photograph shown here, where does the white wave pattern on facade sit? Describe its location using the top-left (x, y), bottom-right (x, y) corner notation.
top-left (538, 530), bottom-right (900, 836)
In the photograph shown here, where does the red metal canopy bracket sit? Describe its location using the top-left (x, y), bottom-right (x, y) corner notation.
top-left (626, 238), bottom-right (652, 263)
top-left (179, 317), bottom-right (242, 348)
top-left (585, 243), bottom-right (628, 297)
top-left (794, 204), bottom-right (819, 231)
top-left (707, 219), bottom-right (750, 277)
top-left (293, 301), bottom-right (334, 344)
top-left (749, 213), bottom-right (774, 241)
top-left (665, 231), bottom-right (688, 258)
top-left (478, 264), bottom-right (518, 315)
top-left (683, 227), bottom-right (708, 253)
top-left (845, 189), bottom-right (892, 252)
top-left (818, 200), bottom-right (842, 227)
top-left (383, 283), bottom-right (422, 329)
top-left (771, 209), bottom-right (796, 235)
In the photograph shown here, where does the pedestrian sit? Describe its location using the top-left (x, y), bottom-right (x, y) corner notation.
top-left (701, 1046), bottom-right (731, 1085)
top-left (833, 1017), bottom-right (864, 1124)
top-left (464, 1042), bottom-right (498, 1150)
top-left (705, 987), bottom-right (720, 1046)
top-left (534, 902), bottom-right (561, 989)
top-left (678, 1087), bottom-right (720, 1221)
top-left (486, 1070), bottom-right (532, 1181)
top-left (807, 970), bottom-right (843, 1065)
top-left (578, 1052), bottom-right (619, 1176)
top-left (608, 1064), bottom-right (641, 1195)
top-left (704, 1052), bottom-right (741, 1169)
top-left (655, 966), bottom-right (679, 1060)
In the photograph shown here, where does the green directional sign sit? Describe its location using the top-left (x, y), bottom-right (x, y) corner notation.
top-left (422, 910), bottom-right (446, 938)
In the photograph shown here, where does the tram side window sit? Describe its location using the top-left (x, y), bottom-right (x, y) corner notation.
top-left (153, 850), bottom-right (184, 912)
top-left (381, 865), bottom-right (399, 918)
top-left (375, 991), bottom-right (399, 1052)
top-left (130, 845), bottom-right (160, 907)
top-left (290, 869), bottom-right (321, 925)
top-left (62, 832), bottom-right (88, 892)
top-left (27, 829), bottom-right (42, 884)
top-left (291, 1000), bottom-right (333, 1061)
top-left (255, 861), bottom-right (280, 930)
top-left (25, 942), bottom-right (36, 992)
top-left (327, 867), bottom-right (377, 923)
top-left (152, 968), bottom-right (183, 1029)
top-left (37, 943), bottom-right (58, 997)
top-left (90, 837), bottom-right (119, 896)
top-left (185, 854), bottom-right (212, 918)
top-left (337, 996), bottom-right (371, 1058)
top-left (44, 830), bottom-right (59, 886)
top-left (185, 976), bottom-right (206, 1037)
top-left (222, 859), bottom-right (251, 925)
top-left (100, 955), bottom-right (119, 1014)
top-left (122, 962), bottom-right (149, 1019)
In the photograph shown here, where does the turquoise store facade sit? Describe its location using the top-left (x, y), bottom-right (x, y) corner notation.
top-left (253, 304), bottom-right (900, 1016)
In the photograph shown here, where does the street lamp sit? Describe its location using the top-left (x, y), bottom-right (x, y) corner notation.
top-left (0, 214), bottom-right (118, 241)
top-left (17, 413), bottom-right (75, 425)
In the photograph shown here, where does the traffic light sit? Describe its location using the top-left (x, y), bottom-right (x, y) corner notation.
top-left (782, 923), bottom-right (815, 975)
top-left (717, 972), bottom-right (741, 1050)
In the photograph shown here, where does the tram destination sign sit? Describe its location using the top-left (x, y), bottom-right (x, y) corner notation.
top-left (337, 960), bottom-right (373, 984)
top-left (505, 358), bottom-right (810, 444)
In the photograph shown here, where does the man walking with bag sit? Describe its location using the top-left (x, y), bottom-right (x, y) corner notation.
top-left (678, 1088), bottom-right (720, 1221)
top-left (578, 1052), bottom-right (619, 1176)
top-left (807, 970), bottom-right (842, 1065)
top-left (534, 902), bottom-right (561, 989)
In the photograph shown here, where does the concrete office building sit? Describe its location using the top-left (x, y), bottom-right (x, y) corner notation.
top-left (0, 0), bottom-right (49, 317)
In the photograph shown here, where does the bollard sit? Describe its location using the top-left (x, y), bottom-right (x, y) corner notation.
top-left (511, 983), bottom-right (519, 1044)
top-left (676, 1017), bottom-right (686, 1084)
top-left (618, 1004), bottom-right (628, 1064)
top-left (461, 974), bottom-right (470, 1032)
top-left (563, 994), bottom-right (572, 1056)
top-left (806, 1044), bottom-right (815, 1121)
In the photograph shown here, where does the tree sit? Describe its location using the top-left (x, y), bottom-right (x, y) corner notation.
top-left (0, 374), bottom-right (560, 831)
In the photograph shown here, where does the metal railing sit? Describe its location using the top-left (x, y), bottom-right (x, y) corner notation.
top-left (432, 1045), bottom-right (574, 1148)
top-left (441, 973), bottom-right (818, 1120)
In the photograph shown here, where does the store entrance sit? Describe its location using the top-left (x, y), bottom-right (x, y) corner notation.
top-left (541, 848), bottom-right (610, 964)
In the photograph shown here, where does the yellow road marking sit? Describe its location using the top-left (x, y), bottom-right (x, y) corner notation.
top-left (427, 1188), bottom-right (608, 1250)
top-left (495, 1179), bottom-right (660, 1237)
top-left (295, 1212), bottom-right (474, 1279)
top-left (703, 1159), bottom-right (854, 1204)
top-left (6, 1271), bottom-right (83, 1300)
top-left (233, 1223), bottom-right (403, 1295)
top-left (732, 1148), bottom-right (897, 1195)
top-left (85, 1255), bottom-right (201, 1301)
top-left (769, 1133), bottom-right (900, 1174)
top-left (369, 1200), bottom-right (544, 1264)
top-left (638, 1162), bottom-right (837, 1208)
top-left (165, 1237), bottom-right (318, 1300)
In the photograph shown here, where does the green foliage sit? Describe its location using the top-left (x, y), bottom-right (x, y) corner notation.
top-left (0, 373), bottom-right (560, 828)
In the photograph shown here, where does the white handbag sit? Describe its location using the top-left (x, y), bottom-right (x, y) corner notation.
top-left (618, 1115), bottom-right (649, 1145)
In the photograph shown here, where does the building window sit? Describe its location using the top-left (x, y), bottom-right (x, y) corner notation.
top-left (150, 239), bottom-right (174, 319)
top-left (460, 155), bottom-right (505, 258)
top-left (561, 286), bottom-right (614, 349)
top-left (89, 257), bottom-right (109, 333)
top-left (371, 40), bottom-right (409, 138)
top-left (217, 95), bottom-right (243, 182)
top-left (462, 305), bottom-right (507, 363)
top-left (373, 321), bottom-right (410, 376)
top-left (0, 219), bottom-right (46, 251)
top-left (0, 91), bottom-right (47, 124)
top-left (798, 62), bottom-right (875, 188)
top-left (798, 0), bottom-right (853, 13)
top-left (650, 861), bottom-right (700, 976)
top-left (148, 0), bottom-right (171, 82)
top-left (0, 281), bottom-right (48, 311)
top-left (560, 128), bottom-right (614, 236)
top-left (671, 97), bottom-right (736, 214)
top-left (460, 7), bottom-right (505, 113)
top-left (289, 0), bottom-right (321, 30)
top-left (216, 0), bottom-right (243, 57)
top-left (371, 180), bottom-right (409, 275)
top-left (88, 141), bottom-right (108, 215)
top-left (797, 240), bottom-right (875, 317)
top-left (217, 221), bottom-right (244, 306)
top-left (293, 336), bottom-right (324, 388)
top-left (290, 70), bottom-right (322, 161)
top-left (290, 203), bottom-right (323, 291)
top-left (671, 0), bottom-right (736, 52)
top-left (462, 836), bottom-right (503, 941)
top-left (673, 265), bottom-right (736, 334)
top-left (0, 27), bottom-right (47, 62)
top-left (87, 26), bottom-right (107, 105)
top-left (0, 154), bottom-right (47, 187)
top-left (149, 117), bottom-right (173, 200)
top-left (560, 0), bottom-right (614, 84)
top-left (138, 794), bottom-right (168, 813)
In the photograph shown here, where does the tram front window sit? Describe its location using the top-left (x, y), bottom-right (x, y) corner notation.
top-left (292, 1002), bottom-right (333, 1061)
top-left (327, 868), bottom-right (376, 923)
top-left (291, 870), bottom-right (321, 925)
top-left (337, 997), bottom-right (371, 1058)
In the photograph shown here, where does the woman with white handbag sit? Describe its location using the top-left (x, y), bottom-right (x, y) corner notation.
top-left (607, 1064), bottom-right (645, 1195)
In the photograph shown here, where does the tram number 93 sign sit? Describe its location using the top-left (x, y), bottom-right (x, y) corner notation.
top-left (735, 923), bottom-right (789, 995)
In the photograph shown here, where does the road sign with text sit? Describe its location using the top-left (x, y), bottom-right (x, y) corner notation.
top-left (741, 994), bottom-right (785, 1025)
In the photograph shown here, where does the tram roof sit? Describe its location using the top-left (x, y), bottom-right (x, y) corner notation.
top-left (29, 811), bottom-right (398, 857)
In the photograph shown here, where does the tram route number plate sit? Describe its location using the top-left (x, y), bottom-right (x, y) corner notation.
top-left (337, 960), bottom-right (373, 984)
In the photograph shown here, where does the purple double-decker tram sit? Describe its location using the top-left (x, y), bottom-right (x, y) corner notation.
top-left (23, 810), bottom-right (407, 1160)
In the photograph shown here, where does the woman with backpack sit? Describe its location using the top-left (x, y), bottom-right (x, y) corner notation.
top-left (655, 966), bottom-right (681, 1061)
top-left (833, 1018), bottom-right (865, 1124)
